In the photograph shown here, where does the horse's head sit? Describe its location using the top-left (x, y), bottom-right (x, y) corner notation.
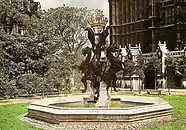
top-left (85, 26), bottom-right (109, 49)
top-left (82, 47), bottom-right (92, 56)
top-left (106, 45), bottom-right (119, 56)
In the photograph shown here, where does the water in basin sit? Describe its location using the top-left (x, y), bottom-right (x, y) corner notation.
top-left (51, 101), bottom-right (152, 108)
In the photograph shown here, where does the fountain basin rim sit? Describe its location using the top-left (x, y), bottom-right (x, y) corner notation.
top-left (31, 95), bottom-right (166, 106)
top-left (28, 103), bottom-right (172, 115)
top-left (27, 95), bottom-right (172, 115)
top-left (30, 102), bottom-right (169, 110)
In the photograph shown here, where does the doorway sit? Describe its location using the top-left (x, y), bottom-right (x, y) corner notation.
top-left (144, 65), bottom-right (156, 89)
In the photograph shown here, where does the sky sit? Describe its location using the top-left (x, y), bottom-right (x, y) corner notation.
top-left (36, 0), bottom-right (109, 16)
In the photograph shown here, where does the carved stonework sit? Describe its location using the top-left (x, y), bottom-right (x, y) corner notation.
top-left (109, 0), bottom-right (186, 52)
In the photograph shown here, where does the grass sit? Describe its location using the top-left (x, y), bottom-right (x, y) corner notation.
top-left (0, 103), bottom-right (41, 130)
top-left (144, 95), bottom-right (186, 130)
top-left (0, 95), bottom-right (186, 130)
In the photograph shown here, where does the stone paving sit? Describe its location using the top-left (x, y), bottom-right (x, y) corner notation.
top-left (19, 114), bottom-right (176, 130)
top-left (0, 98), bottom-right (39, 105)
top-left (1, 88), bottom-right (186, 105)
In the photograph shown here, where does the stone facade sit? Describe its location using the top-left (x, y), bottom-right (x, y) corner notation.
top-left (117, 41), bottom-right (186, 90)
top-left (109, 0), bottom-right (186, 53)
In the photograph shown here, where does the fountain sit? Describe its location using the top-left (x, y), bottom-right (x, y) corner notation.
top-left (26, 11), bottom-right (173, 128)
top-left (27, 94), bottom-right (173, 123)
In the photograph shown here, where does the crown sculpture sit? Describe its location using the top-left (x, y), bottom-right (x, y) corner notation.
top-left (88, 11), bottom-right (108, 28)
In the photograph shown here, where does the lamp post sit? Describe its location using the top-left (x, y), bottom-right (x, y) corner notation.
top-left (151, 0), bottom-right (156, 52)
top-left (152, 52), bottom-right (158, 90)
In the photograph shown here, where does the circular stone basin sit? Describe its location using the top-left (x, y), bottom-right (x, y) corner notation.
top-left (26, 95), bottom-right (173, 124)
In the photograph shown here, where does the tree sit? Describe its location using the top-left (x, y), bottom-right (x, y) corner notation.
top-left (136, 54), bottom-right (145, 94)
top-left (165, 55), bottom-right (186, 94)
top-left (0, 0), bottom-right (48, 97)
top-left (121, 58), bottom-right (136, 90)
top-left (36, 6), bottom-right (89, 55)
top-left (0, 1), bottom-right (107, 98)
top-left (0, 32), bottom-right (52, 96)
top-left (0, 0), bottom-right (40, 34)
top-left (35, 6), bottom-right (105, 91)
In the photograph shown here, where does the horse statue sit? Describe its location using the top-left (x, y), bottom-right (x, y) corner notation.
top-left (80, 25), bottom-right (125, 100)
top-left (79, 46), bottom-right (94, 93)
top-left (102, 45), bottom-right (125, 99)
top-left (81, 26), bottom-right (109, 100)
top-left (78, 46), bottom-right (101, 100)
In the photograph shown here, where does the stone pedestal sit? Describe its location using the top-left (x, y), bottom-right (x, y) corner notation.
top-left (96, 82), bottom-right (108, 107)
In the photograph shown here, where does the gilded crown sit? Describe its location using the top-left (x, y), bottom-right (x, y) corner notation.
top-left (88, 12), bottom-right (108, 28)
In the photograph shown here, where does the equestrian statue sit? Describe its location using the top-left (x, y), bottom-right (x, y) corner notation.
top-left (79, 15), bottom-right (125, 101)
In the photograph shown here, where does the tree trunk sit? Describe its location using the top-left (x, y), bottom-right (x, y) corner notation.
top-left (130, 77), bottom-right (132, 91)
top-left (42, 86), bottom-right (44, 99)
top-left (71, 69), bottom-right (75, 88)
top-left (167, 75), bottom-right (170, 95)
top-left (41, 77), bottom-right (45, 99)
top-left (139, 78), bottom-right (141, 94)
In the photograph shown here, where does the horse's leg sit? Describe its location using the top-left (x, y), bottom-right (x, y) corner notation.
top-left (93, 80), bottom-right (100, 101)
top-left (96, 81), bottom-right (100, 100)
top-left (81, 76), bottom-right (87, 93)
top-left (112, 79), bottom-right (118, 92)
top-left (111, 75), bottom-right (118, 92)
top-left (106, 81), bottom-right (111, 100)
top-left (106, 82), bottom-right (109, 95)
top-left (90, 82), bottom-right (95, 99)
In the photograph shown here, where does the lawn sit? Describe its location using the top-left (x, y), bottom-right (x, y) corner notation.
top-left (0, 95), bottom-right (186, 130)
top-left (0, 103), bottom-right (41, 130)
top-left (144, 95), bottom-right (186, 130)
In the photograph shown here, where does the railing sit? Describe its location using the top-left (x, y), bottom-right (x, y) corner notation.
top-left (167, 51), bottom-right (185, 57)
top-left (142, 53), bottom-right (155, 58)
top-left (142, 53), bottom-right (156, 63)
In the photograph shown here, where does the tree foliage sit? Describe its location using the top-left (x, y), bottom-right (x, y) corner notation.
top-left (0, 1), bottom-right (95, 98)
top-left (165, 55), bottom-right (186, 88)
top-left (0, 0), bottom-right (40, 34)
top-left (36, 6), bottom-right (89, 55)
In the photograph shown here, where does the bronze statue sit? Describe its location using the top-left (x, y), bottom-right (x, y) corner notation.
top-left (79, 25), bottom-right (126, 100)
top-left (79, 13), bottom-right (126, 100)
top-left (79, 47), bottom-right (94, 93)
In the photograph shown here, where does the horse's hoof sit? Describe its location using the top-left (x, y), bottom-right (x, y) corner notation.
top-left (89, 95), bottom-right (94, 100)
top-left (107, 95), bottom-right (111, 100)
top-left (94, 96), bottom-right (99, 101)
top-left (81, 90), bottom-right (86, 93)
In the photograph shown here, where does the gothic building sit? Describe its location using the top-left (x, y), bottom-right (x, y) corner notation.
top-left (108, 0), bottom-right (186, 53)
top-left (108, 0), bottom-right (186, 90)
